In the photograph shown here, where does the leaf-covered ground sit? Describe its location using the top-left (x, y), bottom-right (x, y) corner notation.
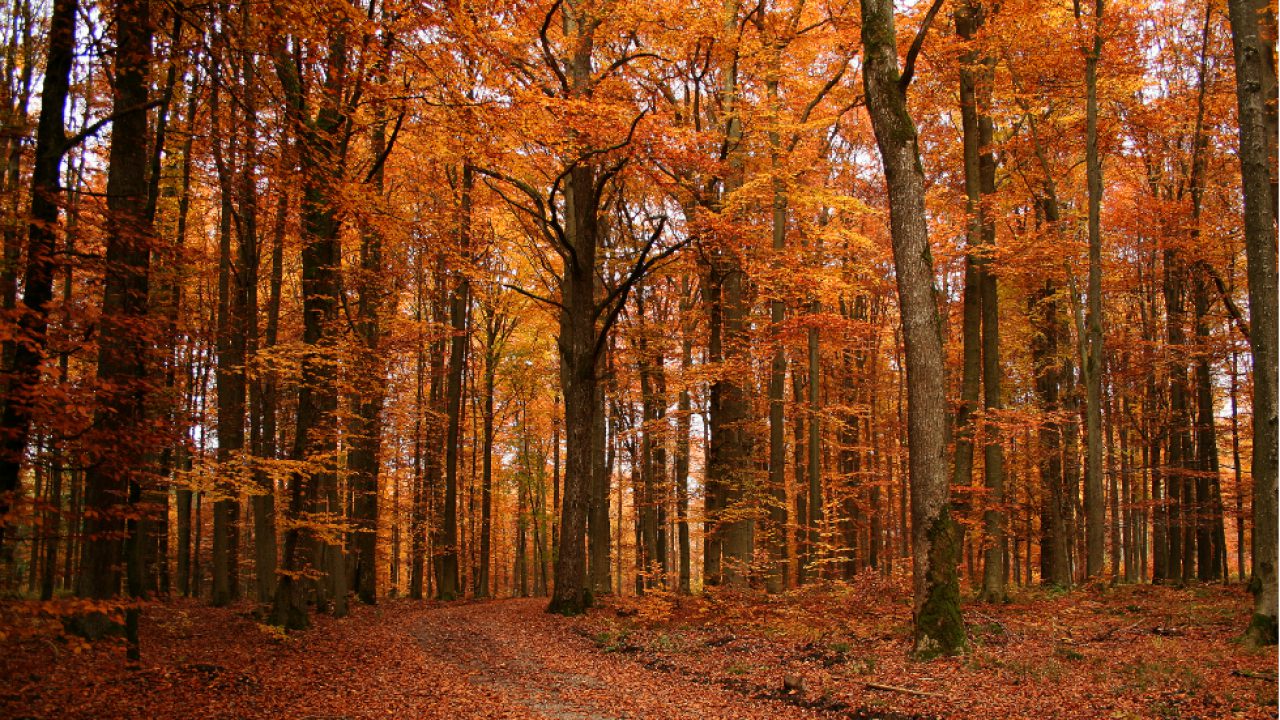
top-left (579, 577), bottom-right (1278, 719)
top-left (0, 597), bottom-right (824, 719)
top-left (1, 580), bottom-right (1274, 719)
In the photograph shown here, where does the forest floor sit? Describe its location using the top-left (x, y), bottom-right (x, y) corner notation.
top-left (0, 578), bottom-right (1275, 719)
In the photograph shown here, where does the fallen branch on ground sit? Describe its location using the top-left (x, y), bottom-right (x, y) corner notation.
top-left (865, 682), bottom-right (945, 699)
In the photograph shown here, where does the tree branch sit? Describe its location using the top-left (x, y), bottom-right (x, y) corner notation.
top-left (540, 0), bottom-right (570, 94)
top-left (899, 0), bottom-right (945, 93)
top-left (1200, 260), bottom-right (1250, 340)
top-left (591, 217), bottom-right (695, 362)
top-left (503, 282), bottom-right (564, 310)
top-left (362, 109), bottom-right (406, 184)
top-left (58, 98), bottom-right (167, 156)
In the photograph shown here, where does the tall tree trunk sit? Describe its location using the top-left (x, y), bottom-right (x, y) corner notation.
top-left (348, 110), bottom-right (390, 605)
top-left (546, 11), bottom-right (610, 615)
top-left (477, 315), bottom-right (498, 599)
top-left (550, 182), bottom-right (598, 612)
top-left (861, 0), bottom-right (964, 657)
top-left (956, 0), bottom-right (1005, 601)
top-left (1192, 269), bottom-right (1222, 580)
top-left (1120, 393), bottom-right (1137, 582)
top-left (78, 0), bottom-right (153, 654)
top-left (1081, 0), bottom-right (1106, 581)
top-left (1143, 278), bottom-right (1167, 582)
top-left (588, 375), bottom-right (611, 595)
top-left (252, 145), bottom-right (287, 604)
top-left (675, 283), bottom-right (693, 594)
top-left (1034, 279), bottom-right (1071, 588)
top-left (1231, 349), bottom-right (1246, 582)
top-left (210, 62), bottom-right (246, 608)
top-left (1164, 247), bottom-right (1192, 583)
top-left (172, 104), bottom-right (198, 596)
top-left (1185, 7), bottom-right (1222, 583)
top-left (426, 281), bottom-right (446, 601)
top-left (702, 0), bottom-right (754, 588)
top-left (765, 71), bottom-right (789, 593)
top-left (270, 27), bottom-right (350, 628)
top-left (637, 295), bottom-right (659, 591)
top-left (440, 164), bottom-right (473, 601)
top-left (807, 301), bottom-right (822, 578)
top-left (1227, 0), bottom-right (1278, 646)
top-left (0, 0), bottom-right (77, 557)
top-left (409, 263), bottom-right (428, 600)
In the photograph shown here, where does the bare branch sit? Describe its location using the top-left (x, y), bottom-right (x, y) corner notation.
top-left (899, 0), bottom-right (945, 92)
top-left (540, 0), bottom-right (570, 94)
top-left (503, 282), bottom-right (565, 311)
top-left (58, 98), bottom-right (167, 156)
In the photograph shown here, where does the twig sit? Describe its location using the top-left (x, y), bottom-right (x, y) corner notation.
top-left (865, 682), bottom-right (945, 699)
top-left (1232, 669), bottom-right (1277, 681)
top-left (970, 610), bottom-right (1019, 641)
top-left (1091, 620), bottom-right (1140, 642)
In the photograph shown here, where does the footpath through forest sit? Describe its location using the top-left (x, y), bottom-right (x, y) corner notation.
top-left (411, 599), bottom-right (825, 719)
top-left (2, 597), bottom-right (825, 720)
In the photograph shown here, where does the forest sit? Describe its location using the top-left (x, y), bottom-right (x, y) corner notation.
top-left (0, 0), bottom-right (1276, 716)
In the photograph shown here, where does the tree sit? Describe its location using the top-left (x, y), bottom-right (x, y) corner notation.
top-left (1226, 0), bottom-right (1278, 646)
top-left (860, 0), bottom-right (964, 658)
top-left (270, 5), bottom-right (359, 628)
top-left (954, 0), bottom-right (1006, 602)
top-left (1080, 0), bottom-right (1106, 582)
top-left (439, 163), bottom-right (473, 601)
top-left (77, 0), bottom-right (154, 657)
top-left (0, 0), bottom-right (76, 560)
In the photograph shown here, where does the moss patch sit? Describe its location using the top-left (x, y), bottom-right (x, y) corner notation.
top-left (912, 507), bottom-right (965, 660)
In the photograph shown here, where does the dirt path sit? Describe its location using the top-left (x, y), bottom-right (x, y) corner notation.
top-left (413, 598), bottom-right (824, 720)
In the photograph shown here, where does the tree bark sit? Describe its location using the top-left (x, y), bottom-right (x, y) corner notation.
top-left (409, 260), bottom-right (428, 600)
top-left (704, 0), bottom-right (754, 587)
top-left (1034, 279), bottom-right (1071, 588)
top-left (588, 376), bottom-right (611, 595)
top-left (956, 0), bottom-right (1005, 601)
top-left (476, 304), bottom-right (504, 599)
top-left (807, 301), bottom-right (822, 578)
